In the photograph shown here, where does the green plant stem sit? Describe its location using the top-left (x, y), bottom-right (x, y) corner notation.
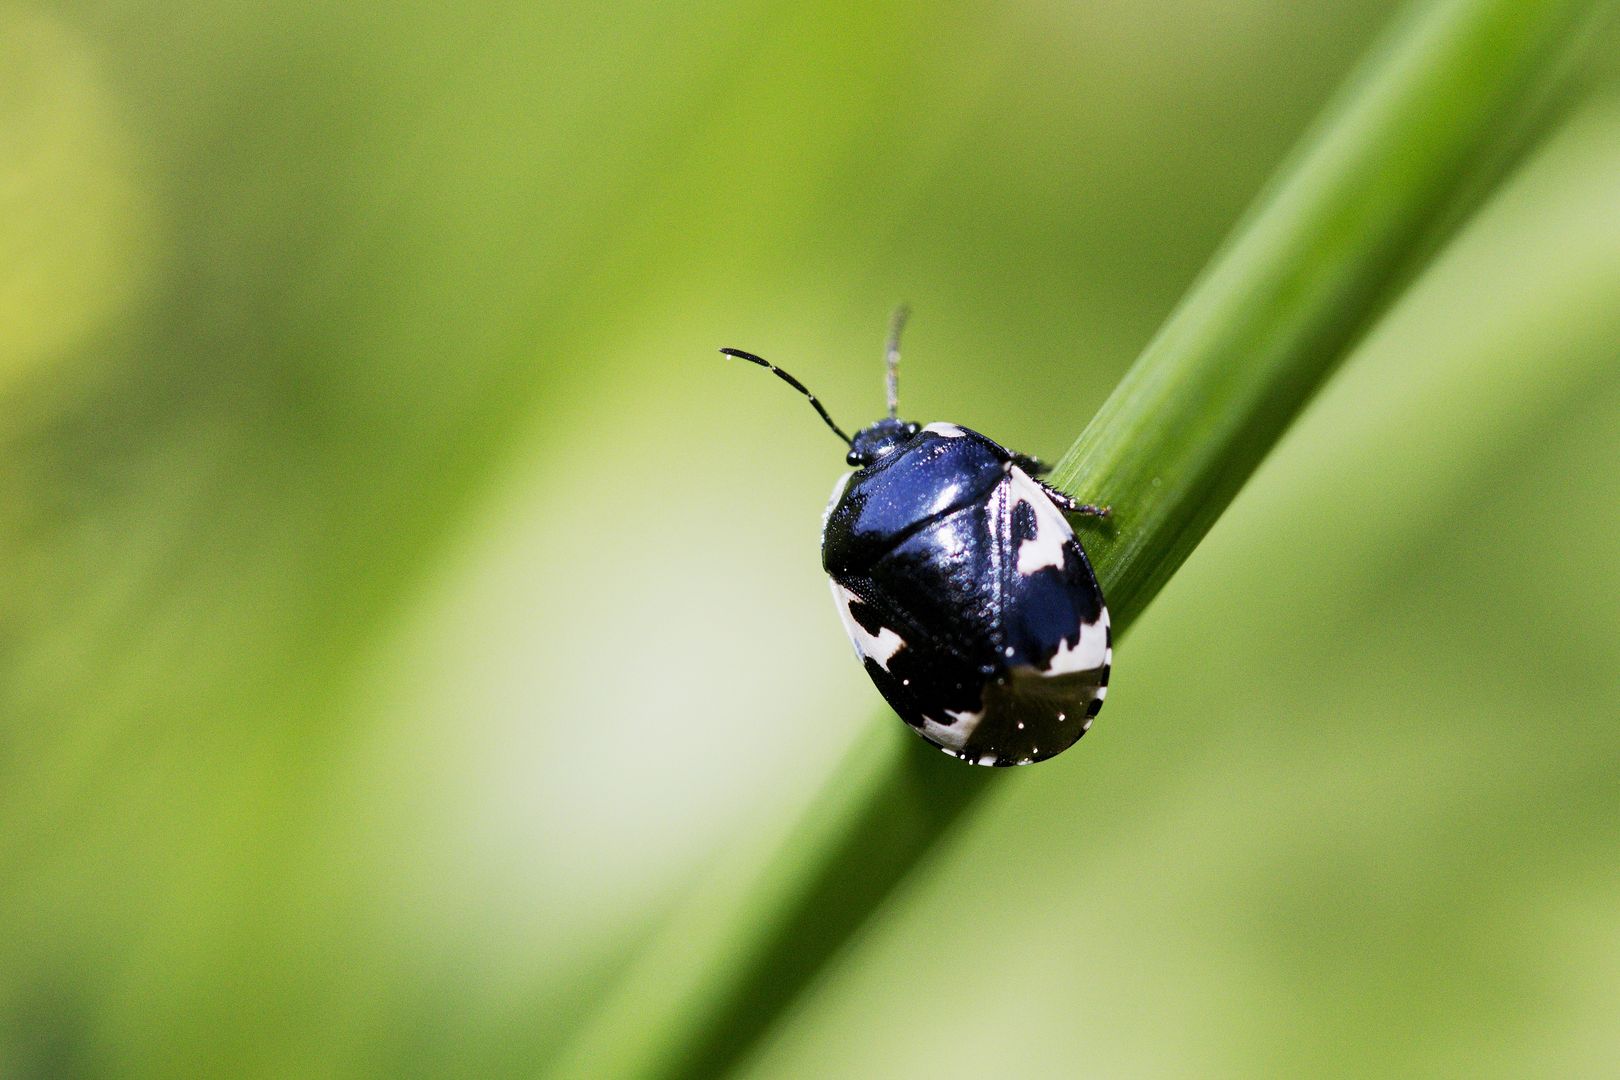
top-left (1051, 0), bottom-right (1606, 617)
top-left (549, 1), bottom-right (1607, 1076)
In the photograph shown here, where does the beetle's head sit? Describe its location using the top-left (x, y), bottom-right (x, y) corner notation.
top-left (847, 417), bottom-right (919, 467)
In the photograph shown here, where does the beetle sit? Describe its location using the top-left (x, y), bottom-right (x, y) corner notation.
top-left (719, 308), bottom-right (1110, 765)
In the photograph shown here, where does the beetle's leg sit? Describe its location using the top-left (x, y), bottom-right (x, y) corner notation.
top-left (1011, 452), bottom-right (1050, 476)
top-left (1037, 479), bottom-right (1110, 519)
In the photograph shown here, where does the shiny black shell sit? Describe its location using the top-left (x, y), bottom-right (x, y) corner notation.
top-left (822, 423), bottom-right (1110, 766)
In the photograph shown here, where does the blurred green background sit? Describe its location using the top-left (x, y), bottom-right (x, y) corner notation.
top-left (4, 0), bottom-right (1619, 1076)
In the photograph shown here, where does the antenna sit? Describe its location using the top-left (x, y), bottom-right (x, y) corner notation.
top-left (885, 304), bottom-right (910, 419)
top-left (718, 347), bottom-right (853, 447)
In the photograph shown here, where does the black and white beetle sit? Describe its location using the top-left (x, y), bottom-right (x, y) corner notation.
top-left (720, 309), bottom-right (1112, 766)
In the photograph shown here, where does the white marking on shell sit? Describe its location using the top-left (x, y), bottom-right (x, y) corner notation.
top-left (1044, 607), bottom-right (1112, 676)
top-left (829, 581), bottom-right (905, 670)
top-left (923, 422), bottom-right (966, 437)
top-left (919, 709), bottom-right (984, 752)
top-left (1008, 466), bottom-right (1072, 576)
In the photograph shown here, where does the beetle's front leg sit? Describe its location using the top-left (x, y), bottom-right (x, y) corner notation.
top-left (1036, 479), bottom-right (1110, 519)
